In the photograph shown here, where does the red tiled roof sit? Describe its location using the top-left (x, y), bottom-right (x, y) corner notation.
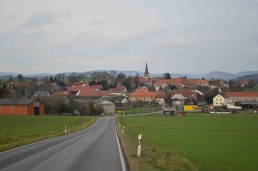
top-left (224, 92), bottom-right (258, 98)
top-left (116, 86), bottom-right (126, 91)
top-left (184, 79), bottom-right (209, 85)
top-left (155, 78), bottom-right (184, 87)
top-left (109, 86), bottom-right (126, 93)
top-left (67, 86), bottom-right (86, 91)
top-left (171, 90), bottom-right (196, 99)
top-left (98, 90), bottom-right (112, 97)
top-left (66, 86), bottom-right (100, 97)
top-left (129, 88), bottom-right (166, 98)
top-left (73, 82), bottom-right (87, 87)
top-left (155, 78), bottom-right (208, 87)
top-left (91, 85), bottom-right (102, 90)
top-left (77, 87), bottom-right (101, 97)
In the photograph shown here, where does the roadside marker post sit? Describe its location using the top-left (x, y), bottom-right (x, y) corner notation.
top-left (84, 122), bottom-right (85, 128)
top-left (65, 125), bottom-right (67, 134)
top-left (137, 134), bottom-right (142, 157)
top-left (122, 126), bottom-right (124, 134)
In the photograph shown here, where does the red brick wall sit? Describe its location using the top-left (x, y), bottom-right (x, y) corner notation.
top-left (27, 102), bottom-right (34, 115)
top-left (40, 102), bottom-right (44, 115)
top-left (0, 105), bottom-right (28, 115)
top-left (0, 101), bottom-right (44, 115)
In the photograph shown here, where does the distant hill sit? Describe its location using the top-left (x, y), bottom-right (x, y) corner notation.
top-left (0, 72), bottom-right (18, 80)
top-left (1, 70), bottom-right (258, 81)
top-left (237, 74), bottom-right (258, 81)
top-left (236, 71), bottom-right (258, 77)
top-left (0, 72), bottom-right (18, 77)
top-left (204, 71), bottom-right (236, 80)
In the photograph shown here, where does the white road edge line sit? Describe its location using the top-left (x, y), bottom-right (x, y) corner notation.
top-left (115, 127), bottom-right (127, 171)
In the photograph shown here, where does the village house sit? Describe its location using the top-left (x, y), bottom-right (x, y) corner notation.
top-left (213, 94), bottom-right (226, 107)
top-left (171, 89), bottom-right (201, 111)
top-left (66, 86), bottom-right (102, 98)
top-left (155, 78), bottom-right (208, 90)
top-left (129, 87), bottom-right (166, 104)
top-left (183, 79), bottom-right (209, 88)
top-left (0, 98), bottom-right (44, 115)
top-left (91, 85), bottom-right (102, 91)
top-left (223, 92), bottom-right (258, 104)
top-left (236, 80), bottom-right (249, 88)
top-left (155, 79), bottom-right (185, 91)
top-left (108, 86), bottom-right (127, 96)
top-left (213, 92), bottom-right (258, 110)
top-left (72, 82), bottom-right (88, 87)
top-left (171, 90), bottom-right (202, 102)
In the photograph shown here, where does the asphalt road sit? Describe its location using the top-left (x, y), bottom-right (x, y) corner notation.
top-left (0, 116), bottom-right (125, 171)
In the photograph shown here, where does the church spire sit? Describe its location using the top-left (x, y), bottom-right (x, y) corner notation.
top-left (144, 62), bottom-right (149, 74)
top-left (144, 62), bottom-right (150, 84)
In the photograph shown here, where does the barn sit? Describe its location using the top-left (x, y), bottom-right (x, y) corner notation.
top-left (0, 99), bottom-right (44, 115)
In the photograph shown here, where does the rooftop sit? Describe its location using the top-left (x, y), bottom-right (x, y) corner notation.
top-left (0, 99), bottom-right (36, 105)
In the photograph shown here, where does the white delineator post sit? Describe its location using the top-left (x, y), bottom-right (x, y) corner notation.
top-left (137, 134), bottom-right (142, 157)
top-left (84, 122), bottom-right (85, 128)
top-left (65, 125), bottom-right (67, 134)
top-left (122, 126), bottom-right (124, 134)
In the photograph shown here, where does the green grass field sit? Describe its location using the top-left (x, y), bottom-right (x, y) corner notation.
top-left (117, 107), bottom-right (161, 115)
top-left (0, 115), bottom-right (95, 152)
top-left (120, 113), bottom-right (258, 171)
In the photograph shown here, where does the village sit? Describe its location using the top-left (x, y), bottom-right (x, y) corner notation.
top-left (0, 63), bottom-right (257, 116)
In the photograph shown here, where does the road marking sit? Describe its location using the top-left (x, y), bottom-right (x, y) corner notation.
top-left (115, 127), bottom-right (127, 171)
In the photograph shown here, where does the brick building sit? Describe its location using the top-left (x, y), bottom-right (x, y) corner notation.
top-left (0, 99), bottom-right (44, 115)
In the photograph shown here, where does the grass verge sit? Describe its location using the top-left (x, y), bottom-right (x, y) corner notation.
top-left (116, 115), bottom-right (197, 171)
top-left (118, 113), bottom-right (258, 171)
top-left (0, 115), bottom-right (96, 152)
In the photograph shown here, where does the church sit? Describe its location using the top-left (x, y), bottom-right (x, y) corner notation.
top-left (143, 62), bottom-right (150, 85)
top-left (138, 62), bottom-right (160, 87)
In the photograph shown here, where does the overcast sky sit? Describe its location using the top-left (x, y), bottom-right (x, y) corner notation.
top-left (0, 0), bottom-right (258, 75)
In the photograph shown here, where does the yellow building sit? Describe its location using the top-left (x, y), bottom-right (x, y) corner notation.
top-left (213, 94), bottom-right (225, 106)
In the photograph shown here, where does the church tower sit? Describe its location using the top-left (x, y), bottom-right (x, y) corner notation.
top-left (144, 62), bottom-right (149, 83)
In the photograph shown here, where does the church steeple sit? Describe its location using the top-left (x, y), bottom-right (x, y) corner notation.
top-left (144, 62), bottom-right (149, 84)
top-left (144, 62), bottom-right (149, 75)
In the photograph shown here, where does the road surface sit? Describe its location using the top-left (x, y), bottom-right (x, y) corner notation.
top-left (0, 116), bottom-right (126, 171)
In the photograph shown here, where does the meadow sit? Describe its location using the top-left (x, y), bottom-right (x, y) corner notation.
top-left (0, 115), bottom-right (95, 152)
top-left (117, 107), bottom-right (161, 115)
top-left (120, 113), bottom-right (258, 171)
